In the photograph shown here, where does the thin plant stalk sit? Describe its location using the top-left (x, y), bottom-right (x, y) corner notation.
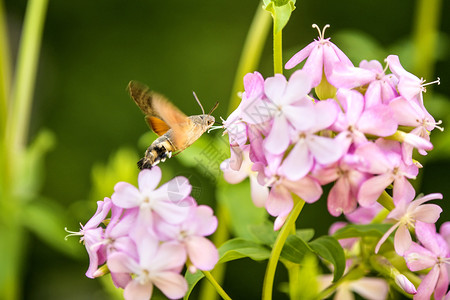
top-left (202, 270), bottom-right (233, 300)
top-left (262, 196), bottom-right (305, 300)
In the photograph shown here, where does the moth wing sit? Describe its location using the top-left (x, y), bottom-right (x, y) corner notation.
top-left (128, 80), bottom-right (173, 136)
top-left (146, 116), bottom-right (171, 136)
top-left (151, 96), bottom-right (192, 149)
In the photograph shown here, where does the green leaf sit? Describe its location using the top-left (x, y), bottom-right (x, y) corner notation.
top-left (280, 234), bottom-right (315, 263)
top-left (218, 238), bottom-right (271, 264)
top-left (309, 236), bottom-right (345, 282)
top-left (184, 270), bottom-right (205, 300)
top-left (333, 223), bottom-right (392, 240)
top-left (21, 198), bottom-right (82, 258)
top-left (217, 178), bottom-right (267, 240)
top-left (263, 0), bottom-right (296, 34)
top-left (249, 221), bottom-right (279, 245)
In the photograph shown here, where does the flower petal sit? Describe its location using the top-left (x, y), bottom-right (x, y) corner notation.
top-left (414, 265), bottom-right (440, 300)
top-left (357, 174), bottom-right (393, 207)
top-left (394, 223), bottom-right (412, 256)
top-left (138, 168), bottom-right (161, 193)
top-left (185, 236), bottom-right (219, 271)
top-left (279, 139), bottom-right (313, 181)
top-left (112, 182), bottom-right (142, 209)
top-left (124, 280), bottom-right (153, 300)
top-left (264, 114), bottom-right (290, 154)
top-left (306, 135), bottom-right (343, 165)
top-left (266, 185), bottom-right (293, 217)
top-left (152, 272), bottom-right (188, 299)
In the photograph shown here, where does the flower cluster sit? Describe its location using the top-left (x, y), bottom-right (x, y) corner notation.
top-left (221, 24), bottom-right (446, 298)
top-left (69, 167), bottom-right (218, 300)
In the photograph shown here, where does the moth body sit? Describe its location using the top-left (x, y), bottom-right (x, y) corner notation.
top-left (128, 81), bottom-right (217, 170)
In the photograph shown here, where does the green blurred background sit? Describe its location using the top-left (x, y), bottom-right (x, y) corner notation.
top-left (2, 0), bottom-right (450, 299)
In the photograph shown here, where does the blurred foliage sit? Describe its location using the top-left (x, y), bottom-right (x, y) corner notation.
top-left (1, 0), bottom-right (450, 299)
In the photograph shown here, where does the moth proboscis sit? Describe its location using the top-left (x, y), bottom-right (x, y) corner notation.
top-left (128, 80), bottom-right (219, 170)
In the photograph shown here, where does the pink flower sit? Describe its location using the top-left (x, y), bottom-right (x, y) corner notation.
top-left (278, 99), bottom-right (343, 181)
top-left (329, 59), bottom-right (399, 106)
top-left (68, 197), bottom-right (112, 278)
top-left (111, 168), bottom-right (191, 226)
top-left (319, 274), bottom-right (388, 300)
top-left (394, 273), bottom-right (417, 295)
top-left (154, 203), bottom-right (219, 271)
top-left (332, 88), bottom-right (398, 150)
top-left (285, 24), bottom-right (353, 87)
top-left (259, 70), bottom-right (313, 154)
top-left (108, 231), bottom-right (188, 300)
top-left (375, 193), bottom-right (443, 255)
top-left (355, 139), bottom-right (418, 207)
top-left (312, 152), bottom-right (368, 216)
top-left (404, 222), bottom-right (450, 300)
top-left (254, 157), bottom-right (322, 230)
top-left (386, 55), bottom-right (440, 105)
top-left (389, 96), bottom-right (437, 163)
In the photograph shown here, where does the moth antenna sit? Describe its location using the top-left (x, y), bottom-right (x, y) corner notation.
top-left (192, 91), bottom-right (205, 114)
top-left (208, 101), bottom-right (219, 116)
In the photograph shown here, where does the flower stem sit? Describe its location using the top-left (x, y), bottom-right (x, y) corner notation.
top-left (6, 0), bottom-right (49, 158)
top-left (262, 196), bottom-right (305, 300)
top-left (202, 270), bottom-right (232, 300)
top-left (227, 1), bottom-right (271, 113)
top-left (377, 191), bottom-right (395, 211)
top-left (0, 0), bottom-right (10, 137)
top-left (273, 29), bottom-right (282, 75)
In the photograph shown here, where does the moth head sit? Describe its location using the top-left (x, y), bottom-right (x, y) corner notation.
top-left (201, 114), bottom-right (216, 128)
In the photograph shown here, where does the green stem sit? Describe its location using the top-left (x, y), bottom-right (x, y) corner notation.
top-left (6, 0), bottom-right (49, 159)
top-left (227, 1), bottom-right (271, 113)
top-left (273, 29), bottom-right (282, 74)
top-left (202, 270), bottom-right (232, 300)
top-left (0, 0), bottom-right (10, 137)
top-left (412, 0), bottom-right (442, 80)
top-left (262, 196), bottom-right (305, 300)
top-left (377, 191), bottom-right (395, 211)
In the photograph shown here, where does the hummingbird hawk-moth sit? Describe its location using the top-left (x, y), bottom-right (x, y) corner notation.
top-left (128, 80), bottom-right (218, 170)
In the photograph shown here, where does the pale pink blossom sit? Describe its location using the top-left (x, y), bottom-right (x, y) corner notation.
top-left (260, 70), bottom-right (313, 154)
top-left (332, 88), bottom-right (397, 150)
top-left (355, 139), bottom-right (418, 207)
top-left (319, 274), bottom-right (388, 300)
top-left (386, 55), bottom-right (440, 106)
top-left (312, 152), bottom-right (368, 216)
top-left (111, 168), bottom-right (191, 226)
top-left (279, 99), bottom-right (343, 181)
top-left (108, 232), bottom-right (188, 300)
top-left (404, 222), bottom-right (450, 300)
top-left (154, 203), bottom-right (219, 271)
top-left (394, 273), bottom-right (417, 295)
top-left (285, 24), bottom-right (353, 87)
top-left (66, 197), bottom-right (112, 278)
top-left (329, 59), bottom-right (398, 106)
top-left (375, 193), bottom-right (443, 255)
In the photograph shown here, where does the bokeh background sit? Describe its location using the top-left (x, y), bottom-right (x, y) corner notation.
top-left (2, 0), bottom-right (450, 299)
